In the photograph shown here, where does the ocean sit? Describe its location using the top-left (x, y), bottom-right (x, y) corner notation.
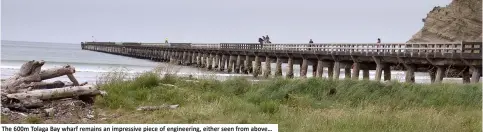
top-left (0, 40), bottom-right (466, 84)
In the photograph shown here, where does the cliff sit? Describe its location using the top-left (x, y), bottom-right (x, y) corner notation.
top-left (407, 0), bottom-right (482, 43)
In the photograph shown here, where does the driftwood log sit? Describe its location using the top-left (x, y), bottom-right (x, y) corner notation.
top-left (136, 104), bottom-right (179, 111)
top-left (39, 65), bottom-right (76, 80)
top-left (1, 61), bottom-right (79, 93)
top-left (1, 60), bottom-right (105, 111)
top-left (6, 85), bottom-right (100, 100)
top-left (15, 81), bottom-right (89, 92)
top-left (2, 60), bottom-right (45, 93)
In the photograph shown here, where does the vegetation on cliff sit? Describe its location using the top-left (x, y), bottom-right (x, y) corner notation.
top-left (408, 0), bottom-right (482, 42)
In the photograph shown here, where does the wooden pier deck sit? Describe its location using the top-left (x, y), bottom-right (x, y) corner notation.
top-left (81, 42), bottom-right (482, 83)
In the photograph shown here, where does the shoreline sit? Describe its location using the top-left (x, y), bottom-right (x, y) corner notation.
top-left (2, 64), bottom-right (477, 85)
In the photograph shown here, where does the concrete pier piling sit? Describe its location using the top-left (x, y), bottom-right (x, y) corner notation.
top-left (373, 57), bottom-right (383, 82)
top-left (405, 65), bottom-right (416, 83)
top-left (333, 61), bottom-right (340, 80)
top-left (300, 59), bottom-right (308, 78)
top-left (363, 68), bottom-right (369, 80)
top-left (462, 68), bottom-right (471, 83)
top-left (207, 54), bottom-right (213, 70)
top-left (435, 66), bottom-right (446, 83)
top-left (264, 56), bottom-right (272, 78)
top-left (220, 55), bottom-right (227, 72)
top-left (344, 66), bottom-right (351, 79)
top-left (286, 57), bottom-right (294, 78)
top-left (191, 52), bottom-right (197, 66)
top-left (235, 55), bottom-right (242, 73)
top-left (245, 56), bottom-right (252, 74)
top-left (196, 52), bottom-right (202, 67)
top-left (327, 61), bottom-right (334, 79)
top-left (352, 62), bottom-right (360, 80)
top-left (214, 54), bottom-right (220, 69)
top-left (253, 56), bottom-right (261, 77)
top-left (471, 67), bottom-right (481, 83)
top-left (383, 65), bottom-right (391, 81)
top-left (316, 60), bottom-right (323, 78)
top-left (227, 55), bottom-right (234, 73)
top-left (275, 57), bottom-right (283, 77)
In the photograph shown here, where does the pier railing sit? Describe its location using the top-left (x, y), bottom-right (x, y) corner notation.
top-left (82, 41), bottom-right (481, 57)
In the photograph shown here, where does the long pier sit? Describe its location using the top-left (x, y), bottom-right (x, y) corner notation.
top-left (81, 42), bottom-right (482, 83)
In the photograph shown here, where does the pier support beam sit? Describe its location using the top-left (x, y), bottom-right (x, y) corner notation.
top-left (191, 52), bottom-right (197, 65)
top-left (327, 61), bottom-right (334, 79)
top-left (235, 55), bottom-right (242, 73)
top-left (178, 52), bottom-right (183, 65)
top-left (207, 54), bottom-right (213, 70)
top-left (202, 53), bottom-right (208, 68)
top-left (362, 69), bottom-right (369, 80)
top-left (316, 60), bottom-right (323, 78)
top-left (352, 62), bottom-right (360, 80)
top-left (196, 53), bottom-right (202, 67)
top-left (173, 52), bottom-right (179, 64)
top-left (372, 57), bottom-right (383, 81)
top-left (253, 56), bottom-right (261, 77)
top-left (312, 62), bottom-right (317, 77)
top-left (214, 54), bottom-right (220, 69)
top-left (405, 65), bottom-right (415, 83)
top-left (344, 68), bottom-right (351, 79)
top-left (244, 56), bottom-right (252, 74)
top-left (434, 66), bottom-right (446, 83)
top-left (239, 56), bottom-right (245, 74)
top-left (333, 61), bottom-right (340, 80)
top-left (160, 51), bottom-right (165, 61)
top-left (429, 70), bottom-right (436, 83)
top-left (471, 66), bottom-right (481, 83)
top-left (383, 65), bottom-right (391, 81)
top-left (220, 55), bottom-right (226, 72)
top-left (300, 59), bottom-right (308, 78)
top-left (275, 57), bottom-right (282, 77)
top-left (286, 57), bottom-right (294, 78)
top-left (344, 64), bottom-right (351, 79)
top-left (263, 56), bottom-right (272, 78)
top-left (228, 56), bottom-right (234, 73)
top-left (171, 51), bottom-right (177, 64)
top-left (462, 67), bottom-right (471, 83)
top-left (182, 52), bottom-right (188, 65)
top-left (186, 52), bottom-right (192, 65)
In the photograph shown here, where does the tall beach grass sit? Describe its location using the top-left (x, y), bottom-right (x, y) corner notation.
top-left (93, 66), bottom-right (482, 132)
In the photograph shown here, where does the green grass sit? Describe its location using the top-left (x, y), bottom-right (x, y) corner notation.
top-left (25, 116), bottom-right (42, 124)
top-left (94, 71), bottom-right (482, 132)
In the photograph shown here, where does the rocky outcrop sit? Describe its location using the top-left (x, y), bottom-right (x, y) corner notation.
top-left (408, 0), bottom-right (482, 43)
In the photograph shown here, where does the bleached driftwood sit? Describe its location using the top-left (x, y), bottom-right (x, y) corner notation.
top-left (39, 65), bottom-right (76, 80)
top-left (7, 98), bottom-right (44, 109)
top-left (1, 60), bottom-right (45, 93)
top-left (17, 81), bottom-right (65, 90)
top-left (1, 61), bottom-right (81, 94)
top-left (136, 104), bottom-right (179, 111)
top-left (65, 81), bottom-right (88, 87)
top-left (1, 60), bottom-right (109, 114)
top-left (159, 83), bottom-right (177, 88)
top-left (6, 85), bottom-right (103, 100)
top-left (66, 74), bottom-right (80, 86)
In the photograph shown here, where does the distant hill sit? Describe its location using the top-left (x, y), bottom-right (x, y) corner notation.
top-left (408, 0), bottom-right (482, 42)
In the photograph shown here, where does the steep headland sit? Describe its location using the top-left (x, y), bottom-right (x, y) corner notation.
top-left (408, 0), bottom-right (482, 42)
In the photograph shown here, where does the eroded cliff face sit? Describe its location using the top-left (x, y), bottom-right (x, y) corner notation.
top-left (407, 0), bottom-right (482, 43)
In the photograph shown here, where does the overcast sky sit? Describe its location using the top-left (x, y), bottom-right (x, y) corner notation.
top-left (2, 0), bottom-right (451, 44)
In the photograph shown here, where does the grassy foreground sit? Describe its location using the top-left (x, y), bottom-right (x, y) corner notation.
top-left (94, 71), bottom-right (482, 132)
